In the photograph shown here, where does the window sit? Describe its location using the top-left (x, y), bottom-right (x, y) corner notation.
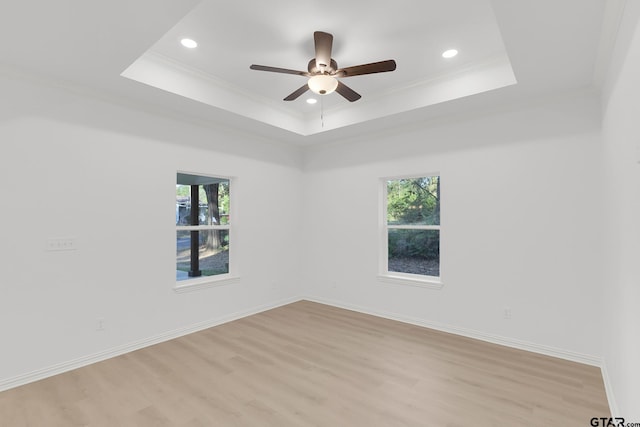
top-left (176, 173), bottom-right (232, 286)
top-left (380, 175), bottom-right (441, 286)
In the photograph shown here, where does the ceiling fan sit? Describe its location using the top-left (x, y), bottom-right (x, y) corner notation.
top-left (250, 31), bottom-right (396, 102)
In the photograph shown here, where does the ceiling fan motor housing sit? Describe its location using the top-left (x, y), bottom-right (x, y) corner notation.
top-left (308, 58), bottom-right (338, 75)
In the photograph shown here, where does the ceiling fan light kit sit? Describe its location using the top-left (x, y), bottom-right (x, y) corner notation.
top-left (250, 31), bottom-right (396, 102)
top-left (307, 74), bottom-right (338, 95)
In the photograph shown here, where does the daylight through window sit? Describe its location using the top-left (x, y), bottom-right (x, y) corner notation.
top-left (176, 173), bottom-right (230, 282)
top-left (383, 176), bottom-right (440, 281)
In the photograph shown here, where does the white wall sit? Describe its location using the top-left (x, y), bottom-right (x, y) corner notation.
top-left (601, 1), bottom-right (640, 419)
top-left (0, 72), bottom-right (303, 388)
top-left (302, 92), bottom-right (604, 361)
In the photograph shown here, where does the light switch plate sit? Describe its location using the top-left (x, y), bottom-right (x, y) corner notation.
top-left (46, 238), bottom-right (77, 251)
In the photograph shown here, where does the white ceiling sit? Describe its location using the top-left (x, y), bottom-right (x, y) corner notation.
top-left (0, 0), bottom-right (617, 145)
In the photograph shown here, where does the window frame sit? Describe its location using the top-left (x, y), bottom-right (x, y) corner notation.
top-left (174, 171), bottom-right (238, 293)
top-left (378, 174), bottom-right (443, 289)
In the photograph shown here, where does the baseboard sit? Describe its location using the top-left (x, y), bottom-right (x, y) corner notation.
top-left (600, 360), bottom-right (619, 417)
top-left (0, 296), bottom-right (302, 393)
top-left (303, 295), bottom-right (602, 367)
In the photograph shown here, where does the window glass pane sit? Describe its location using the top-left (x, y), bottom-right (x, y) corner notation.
top-left (176, 185), bottom-right (191, 226)
top-left (201, 180), bottom-right (230, 225)
top-left (176, 179), bottom-right (230, 226)
top-left (387, 176), bottom-right (440, 226)
top-left (176, 229), bottom-right (229, 281)
top-left (200, 228), bottom-right (229, 276)
top-left (388, 229), bottom-right (439, 277)
top-left (176, 229), bottom-right (191, 280)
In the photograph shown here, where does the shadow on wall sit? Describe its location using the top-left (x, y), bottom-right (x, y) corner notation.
top-left (302, 90), bottom-right (601, 172)
top-left (0, 68), bottom-right (302, 168)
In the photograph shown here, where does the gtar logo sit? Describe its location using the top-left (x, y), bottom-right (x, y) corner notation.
top-left (590, 418), bottom-right (625, 427)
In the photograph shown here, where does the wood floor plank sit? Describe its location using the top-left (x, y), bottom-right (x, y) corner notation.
top-left (0, 301), bottom-right (610, 426)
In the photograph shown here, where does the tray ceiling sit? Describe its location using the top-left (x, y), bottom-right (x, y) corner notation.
top-left (122, 0), bottom-right (516, 136)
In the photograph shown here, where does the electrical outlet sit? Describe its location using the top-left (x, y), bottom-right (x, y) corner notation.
top-left (96, 318), bottom-right (105, 331)
top-left (503, 308), bottom-right (512, 320)
top-left (46, 238), bottom-right (77, 251)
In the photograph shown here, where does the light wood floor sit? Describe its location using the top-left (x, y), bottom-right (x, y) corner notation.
top-left (0, 301), bottom-right (609, 426)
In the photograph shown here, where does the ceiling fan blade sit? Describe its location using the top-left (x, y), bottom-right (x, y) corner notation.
top-left (335, 59), bottom-right (397, 77)
top-left (250, 64), bottom-right (309, 76)
top-left (283, 84), bottom-right (310, 101)
top-left (335, 81), bottom-right (361, 102)
top-left (314, 31), bottom-right (333, 70)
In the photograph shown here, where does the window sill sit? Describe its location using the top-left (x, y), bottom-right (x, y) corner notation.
top-left (377, 273), bottom-right (443, 290)
top-left (173, 275), bottom-right (240, 293)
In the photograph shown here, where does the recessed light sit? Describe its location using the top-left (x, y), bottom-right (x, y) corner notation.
top-left (181, 38), bottom-right (198, 49)
top-left (442, 49), bottom-right (458, 59)
top-left (306, 98), bottom-right (318, 104)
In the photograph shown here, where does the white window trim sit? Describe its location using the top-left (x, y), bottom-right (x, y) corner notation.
top-left (174, 173), bottom-right (238, 293)
top-left (176, 225), bottom-right (230, 231)
top-left (378, 174), bottom-right (443, 289)
top-left (174, 274), bottom-right (240, 293)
